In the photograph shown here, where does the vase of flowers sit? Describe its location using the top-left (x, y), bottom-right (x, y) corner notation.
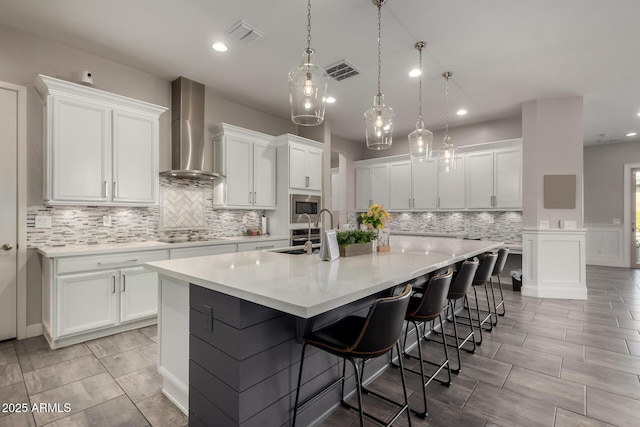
top-left (360, 204), bottom-right (392, 252)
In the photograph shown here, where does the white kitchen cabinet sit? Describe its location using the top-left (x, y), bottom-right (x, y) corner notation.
top-left (355, 164), bottom-right (389, 210)
top-left (288, 142), bottom-right (322, 191)
top-left (389, 161), bottom-right (411, 211)
top-left (35, 75), bottom-right (166, 206)
top-left (212, 124), bottom-right (276, 209)
top-left (412, 159), bottom-right (438, 210)
top-left (42, 249), bottom-right (169, 348)
top-left (494, 147), bottom-right (522, 208)
top-left (56, 270), bottom-right (118, 338)
top-left (120, 267), bottom-right (159, 323)
top-left (465, 147), bottom-right (522, 209)
top-left (437, 155), bottom-right (465, 209)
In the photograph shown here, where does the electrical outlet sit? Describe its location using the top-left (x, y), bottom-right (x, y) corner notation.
top-left (488, 215), bottom-right (495, 224)
top-left (102, 215), bottom-right (112, 227)
top-left (539, 220), bottom-right (549, 229)
top-left (613, 218), bottom-right (621, 225)
top-left (35, 215), bottom-right (52, 228)
top-left (242, 215), bottom-right (248, 224)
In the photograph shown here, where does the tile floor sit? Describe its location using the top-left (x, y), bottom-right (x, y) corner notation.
top-left (0, 325), bottom-right (187, 427)
top-left (319, 265), bottom-right (640, 427)
top-left (0, 265), bottom-right (639, 426)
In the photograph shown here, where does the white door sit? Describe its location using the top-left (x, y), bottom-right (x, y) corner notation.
top-left (289, 145), bottom-right (307, 190)
top-left (466, 151), bottom-right (494, 209)
top-left (51, 96), bottom-right (110, 202)
top-left (355, 167), bottom-right (371, 210)
top-left (494, 148), bottom-right (522, 208)
top-left (305, 148), bottom-right (322, 191)
top-left (389, 162), bottom-right (411, 211)
top-left (56, 271), bottom-right (118, 338)
top-left (226, 137), bottom-right (253, 206)
top-left (120, 267), bottom-right (158, 323)
top-left (370, 164), bottom-right (390, 208)
top-left (253, 143), bottom-right (276, 208)
top-left (112, 110), bottom-right (158, 204)
top-left (0, 87), bottom-right (17, 341)
top-left (437, 155), bottom-right (465, 209)
top-left (412, 159), bottom-right (437, 210)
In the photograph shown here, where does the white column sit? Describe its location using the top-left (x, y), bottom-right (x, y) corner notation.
top-left (521, 97), bottom-right (587, 299)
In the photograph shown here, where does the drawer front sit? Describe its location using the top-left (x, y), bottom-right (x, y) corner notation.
top-left (56, 250), bottom-right (169, 274)
top-left (237, 240), bottom-right (288, 253)
top-left (170, 244), bottom-right (237, 259)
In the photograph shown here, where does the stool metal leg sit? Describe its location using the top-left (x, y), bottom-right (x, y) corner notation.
top-left (292, 343), bottom-right (308, 427)
top-left (489, 279), bottom-right (499, 326)
top-left (494, 276), bottom-right (506, 316)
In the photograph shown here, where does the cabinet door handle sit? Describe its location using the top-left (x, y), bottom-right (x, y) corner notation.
top-left (112, 276), bottom-right (116, 294)
top-left (249, 192), bottom-right (252, 203)
top-left (98, 259), bottom-right (139, 267)
top-left (305, 176), bottom-right (309, 188)
top-left (369, 199), bottom-right (373, 206)
top-left (437, 197), bottom-right (441, 208)
top-left (103, 181), bottom-right (108, 198)
top-left (113, 181), bottom-right (118, 199)
top-left (255, 245), bottom-right (274, 250)
top-left (253, 192), bottom-right (257, 204)
top-left (121, 275), bottom-right (126, 292)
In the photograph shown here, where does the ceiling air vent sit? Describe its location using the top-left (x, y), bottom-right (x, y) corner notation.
top-left (325, 60), bottom-right (361, 81)
top-left (226, 20), bottom-right (264, 45)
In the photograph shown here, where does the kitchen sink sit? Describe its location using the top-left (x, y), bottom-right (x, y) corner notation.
top-left (273, 248), bottom-right (320, 255)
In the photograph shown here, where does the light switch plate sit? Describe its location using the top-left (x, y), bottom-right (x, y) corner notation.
top-left (35, 215), bottom-right (52, 228)
top-left (539, 220), bottom-right (549, 229)
top-left (563, 220), bottom-right (577, 229)
top-left (102, 215), bottom-right (112, 227)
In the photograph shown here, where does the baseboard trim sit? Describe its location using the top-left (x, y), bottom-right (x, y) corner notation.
top-left (521, 285), bottom-right (588, 300)
top-left (25, 323), bottom-right (43, 338)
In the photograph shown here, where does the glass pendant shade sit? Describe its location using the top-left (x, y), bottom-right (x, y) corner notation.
top-left (364, 94), bottom-right (394, 150)
top-left (409, 119), bottom-right (433, 162)
top-left (289, 48), bottom-right (329, 126)
top-left (435, 134), bottom-right (457, 172)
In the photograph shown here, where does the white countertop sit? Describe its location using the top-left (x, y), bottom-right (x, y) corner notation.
top-left (392, 230), bottom-right (465, 239)
top-left (144, 236), bottom-right (503, 318)
top-left (36, 235), bottom-right (289, 257)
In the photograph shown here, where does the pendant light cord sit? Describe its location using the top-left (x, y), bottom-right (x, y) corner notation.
top-left (444, 72), bottom-right (451, 137)
top-left (377, 2), bottom-right (382, 96)
top-left (306, 0), bottom-right (312, 54)
top-left (417, 46), bottom-right (423, 121)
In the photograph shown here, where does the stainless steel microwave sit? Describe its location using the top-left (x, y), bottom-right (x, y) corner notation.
top-left (290, 194), bottom-right (321, 223)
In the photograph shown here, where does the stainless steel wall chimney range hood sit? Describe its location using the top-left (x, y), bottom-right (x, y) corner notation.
top-left (161, 77), bottom-right (224, 179)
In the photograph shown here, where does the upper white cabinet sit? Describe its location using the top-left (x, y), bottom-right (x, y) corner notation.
top-left (465, 146), bottom-right (522, 209)
top-left (437, 155), bottom-right (466, 209)
top-left (212, 123), bottom-right (276, 209)
top-left (355, 164), bottom-right (389, 210)
top-left (273, 134), bottom-right (323, 193)
top-left (35, 75), bottom-right (166, 206)
top-left (288, 141), bottom-right (322, 191)
top-left (353, 139), bottom-right (522, 212)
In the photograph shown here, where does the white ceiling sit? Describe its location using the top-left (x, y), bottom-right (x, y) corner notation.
top-left (2, 0), bottom-right (639, 145)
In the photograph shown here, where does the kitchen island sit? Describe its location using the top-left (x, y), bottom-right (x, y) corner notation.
top-left (144, 235), bottom-right (502, 426)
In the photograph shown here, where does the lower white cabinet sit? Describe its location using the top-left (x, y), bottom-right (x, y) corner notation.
top-left (237, 239), bottom-right (288, 252)
top-left (42, 249), bottom-right (169, 348)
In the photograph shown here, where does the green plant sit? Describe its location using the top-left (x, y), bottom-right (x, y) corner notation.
top-left (336, 230), bottom-right (377, 246)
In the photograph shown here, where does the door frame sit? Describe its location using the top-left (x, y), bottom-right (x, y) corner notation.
top-left (1, 81), bottom-right (27, 339)
top-left (623, 163), bottom-right (640, 267)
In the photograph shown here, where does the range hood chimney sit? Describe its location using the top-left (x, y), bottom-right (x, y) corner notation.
top-left (161, 77), bottom-right (223, 179)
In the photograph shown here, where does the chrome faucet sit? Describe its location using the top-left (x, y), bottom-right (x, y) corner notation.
top-left (300, 213), bottom-right (313, 255)
top-left (314, 209), bottom-right (334, 230)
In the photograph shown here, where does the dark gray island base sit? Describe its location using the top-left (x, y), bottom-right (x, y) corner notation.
top-left (188, 284), bottom-right (397, 427)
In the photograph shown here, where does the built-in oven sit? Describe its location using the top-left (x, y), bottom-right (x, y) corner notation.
top-left (290, 228), bottom-right (321, 246)
top-left (290, 194), bottom-right (321, 224)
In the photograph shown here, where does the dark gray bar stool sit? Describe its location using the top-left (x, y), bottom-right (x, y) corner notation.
top-left (395, 268), bottom-right (453, 418)
top-left (491, 248), bottom-right (510, 318)
top-left (292, 285), bottom-right (413, 427)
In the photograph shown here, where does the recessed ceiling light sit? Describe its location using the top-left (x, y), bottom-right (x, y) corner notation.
top-left (408, 68), bottom-right (422, 78)
top-left (456, 109), bottom-right (468, 116)
top-left (637, 112), bottom-right (640, 117)
top-left (627, 132), bottom-right (637, 137)
top-left (325, 96), bottom-right (336, 104)
top-left (212, 42), bottom-right (228, 52)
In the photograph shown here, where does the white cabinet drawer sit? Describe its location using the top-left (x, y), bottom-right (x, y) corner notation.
top-left (237, 240), bottom-right (288, 252)
top-left (170, 244), bottom-right (237, 259)
top-left (56, 250), bottom-right (169, 274)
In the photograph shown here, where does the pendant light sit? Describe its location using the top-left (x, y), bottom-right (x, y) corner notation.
top-left (288, 0), bottom-right (329, 126)
top-left (408, 41), bottom-right (433, 162)
top-left (434, 71), bottom-right (457, 172)
top-left (364, 0), bottom-right (394, 150)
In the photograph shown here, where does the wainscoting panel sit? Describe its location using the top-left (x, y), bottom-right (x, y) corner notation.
top-left (585, 224), bottom-right (625, 267)
top-left (522, 229), bottom-right (587, 300)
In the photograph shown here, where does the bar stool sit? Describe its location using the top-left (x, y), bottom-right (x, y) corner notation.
top-left (292, 285), bottom-right (413, 427)
top-left (461, 252), bottom-right (498, 344)
top-left (491, 248), bottom-right (510, 319)
top-left (440, 258), bottom-right (479, 373)
top-left (396, 268), bottom-right (453, 418)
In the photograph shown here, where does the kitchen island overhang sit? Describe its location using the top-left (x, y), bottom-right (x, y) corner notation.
top-left (144, 236), bottom-right (503, 425)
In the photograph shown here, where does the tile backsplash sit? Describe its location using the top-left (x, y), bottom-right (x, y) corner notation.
top-left (27, 177), bottom-right (264, 248)
top-left (348, 211), bottom-right (522, 245)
